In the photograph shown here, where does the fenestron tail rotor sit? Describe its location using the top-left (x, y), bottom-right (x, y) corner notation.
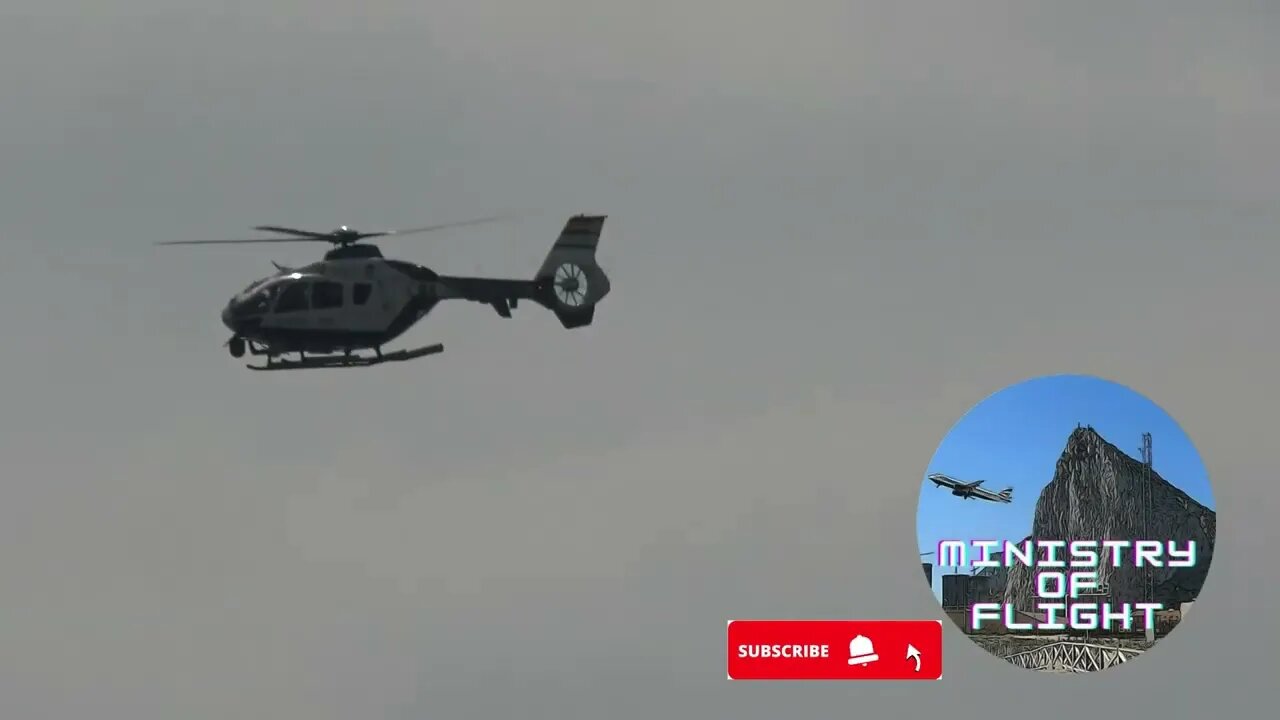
top-left (552, 262), bottom-right (589, 307)
top-left (156, 212), bottom-right (524, 247)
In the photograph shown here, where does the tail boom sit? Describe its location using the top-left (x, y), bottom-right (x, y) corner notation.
top-left (429, 214), bottom-right (611, 328)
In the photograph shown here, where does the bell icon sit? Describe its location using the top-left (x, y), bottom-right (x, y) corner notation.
top-left (846, 635), bottom-right (879, 666)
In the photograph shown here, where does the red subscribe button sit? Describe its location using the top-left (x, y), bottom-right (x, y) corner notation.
top-left (726, 620), bottom-right (943, 680)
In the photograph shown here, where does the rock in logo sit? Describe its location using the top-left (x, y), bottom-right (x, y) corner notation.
top-left (915, 374), bottom-right (1216, 674)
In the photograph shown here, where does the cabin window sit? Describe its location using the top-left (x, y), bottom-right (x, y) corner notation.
top-left (353, 283), bottom-right (373, 305)
top-left (274, 282), bottom-right (310, 313)
top-left (312, 281), bottom-right (344, 309)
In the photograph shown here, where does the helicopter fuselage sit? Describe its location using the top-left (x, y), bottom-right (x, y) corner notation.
top-left (221, 245), bottom-right (552, 356)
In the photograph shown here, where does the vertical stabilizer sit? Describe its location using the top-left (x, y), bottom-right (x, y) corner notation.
top-left (536, 215), bottom-right (611, 329)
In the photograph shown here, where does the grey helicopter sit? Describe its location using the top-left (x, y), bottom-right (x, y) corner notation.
top-left (157, 213), bottom-right (611, 370)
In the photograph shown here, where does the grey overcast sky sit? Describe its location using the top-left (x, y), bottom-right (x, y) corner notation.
top-left (1, 1), bottom-right (1277, 717)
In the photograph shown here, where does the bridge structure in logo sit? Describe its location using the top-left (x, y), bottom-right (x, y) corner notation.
top-left (1002, 640), bottom-right (1144, 672)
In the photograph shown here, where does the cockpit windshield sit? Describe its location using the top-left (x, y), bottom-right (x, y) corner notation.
top-left (230, 282), bottom-right (282, 317)
top-left (241, 276), bottom-right (272, 295)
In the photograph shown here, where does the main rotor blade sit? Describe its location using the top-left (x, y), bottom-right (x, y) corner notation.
top-left (252, 225), bottom-right (330, 238)
top-left (360, 212), bottom-right (524, 239)
top-left (155, 237), bottom-right (330, 246)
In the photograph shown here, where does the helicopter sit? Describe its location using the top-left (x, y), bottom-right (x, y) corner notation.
top-left (157, 213), bottom-right (611, 370)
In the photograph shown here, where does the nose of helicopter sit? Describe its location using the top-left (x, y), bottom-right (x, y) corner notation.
top-left (221, 302), bottom-right (235, 331)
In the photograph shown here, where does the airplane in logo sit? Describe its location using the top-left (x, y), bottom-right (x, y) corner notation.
top-left (927, 473), bottom-right (1013, 504)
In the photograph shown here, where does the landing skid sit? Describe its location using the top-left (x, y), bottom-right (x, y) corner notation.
top-left (247, 343), bottom-right (444, 371)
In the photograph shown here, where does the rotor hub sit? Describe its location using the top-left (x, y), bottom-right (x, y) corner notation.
top-left (331, 228), bottom-right (363, 245)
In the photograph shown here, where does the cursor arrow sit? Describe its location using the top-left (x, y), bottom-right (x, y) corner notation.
top-left (905, 644), bottom-right (922, 672)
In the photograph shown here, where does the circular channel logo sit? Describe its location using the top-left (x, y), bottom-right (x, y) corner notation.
top-left (915, 374), bottom-right (1216, 673)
